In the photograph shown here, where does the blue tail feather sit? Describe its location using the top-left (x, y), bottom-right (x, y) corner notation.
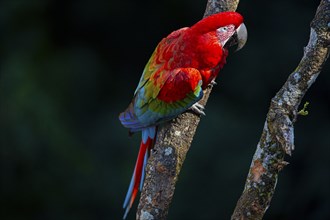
top-left (123, 169), bottom-right (135, 209)
top-left (142, 127), bottom-right (156, 143)
top-left (139, 150), bottom-right (149, 191)
top-left (122, 126), bottom-right (156, 219)
top-left (123, 204), bottom-right (130, 220)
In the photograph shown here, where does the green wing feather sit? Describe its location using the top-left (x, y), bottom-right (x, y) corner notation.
top-left (132, 67), bottom-right (203, 130)
top-left (121, 27), bottom-right (203, 131)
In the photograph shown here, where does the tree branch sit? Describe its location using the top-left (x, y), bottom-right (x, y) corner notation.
top-left (231, 1), bottom-right (330, 219)
top-left (136, 1), bottom-right (239, 219)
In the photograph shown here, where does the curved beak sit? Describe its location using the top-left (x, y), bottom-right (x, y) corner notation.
top-left (235, 23), bottom-right (248, 52)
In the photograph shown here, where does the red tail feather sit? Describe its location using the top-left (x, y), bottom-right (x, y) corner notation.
top-left (131, 137), bottom-right (152, 202)
top-left (123, 133), bottom-right (155, 219)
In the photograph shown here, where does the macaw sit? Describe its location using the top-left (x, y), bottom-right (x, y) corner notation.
top-left (119, 11), bottom-right (247, 219)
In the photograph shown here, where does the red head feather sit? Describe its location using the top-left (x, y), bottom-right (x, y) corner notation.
top-left (190, 12), bottom-right (243, 35)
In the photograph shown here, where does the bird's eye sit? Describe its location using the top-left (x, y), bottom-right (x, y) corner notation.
top-left (221, 27), bottom-right (228, 32)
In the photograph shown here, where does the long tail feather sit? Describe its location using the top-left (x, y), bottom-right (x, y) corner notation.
top-left (123, 126), bottom-right (156, 219)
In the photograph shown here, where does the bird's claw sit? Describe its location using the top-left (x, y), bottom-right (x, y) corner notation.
top-left (190, 103), bottom-right (206, 116)
top-left (208, 80), bottom-right (217, 88)
top-left (210, 80), bottom-right (217, 86)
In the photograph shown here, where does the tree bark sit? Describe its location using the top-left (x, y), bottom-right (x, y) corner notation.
top-left (137, 0), bottom-right (330, 219)
top-left (231, 1), bottom-right (330, 219)
top-left (136, 1), bottom-right (239, 219)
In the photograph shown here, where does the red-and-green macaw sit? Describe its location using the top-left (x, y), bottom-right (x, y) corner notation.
top-left (119, 11), bottom-right (247, 219)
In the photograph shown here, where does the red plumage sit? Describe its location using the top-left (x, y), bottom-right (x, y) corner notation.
top-left (120, 12), bottom-right (246, 219)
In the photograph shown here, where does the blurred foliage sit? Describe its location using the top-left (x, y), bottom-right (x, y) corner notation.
top-left (1, 0), bottom-right (329, 220)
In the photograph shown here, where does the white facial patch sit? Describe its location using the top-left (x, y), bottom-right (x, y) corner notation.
top-left (216, 24), bottom-right (236, 46)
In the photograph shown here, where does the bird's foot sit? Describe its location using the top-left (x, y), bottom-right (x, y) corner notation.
top-left (210, 80), bottom-right (217, 86)
top-left (208, 80), bottom-right (217, 88)
top-left (190, 103), bottom-right (206, 116)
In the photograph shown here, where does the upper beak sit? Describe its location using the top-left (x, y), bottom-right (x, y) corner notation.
top-left (235, 23), bottom-right (248, 52)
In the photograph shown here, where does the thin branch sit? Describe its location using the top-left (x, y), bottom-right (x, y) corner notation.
top-left (231, 1), bottom-right (330, 219)
top-left (136, 1), bottom-right (240, 219)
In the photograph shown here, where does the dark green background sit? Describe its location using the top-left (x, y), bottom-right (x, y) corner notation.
top-left (1, 0), bottom-right (329, 219)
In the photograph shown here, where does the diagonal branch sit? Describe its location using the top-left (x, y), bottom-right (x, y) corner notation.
top-left (231, 1), bottom-right (330, 219)
top-left (136, 1), bottom-right (240, 219)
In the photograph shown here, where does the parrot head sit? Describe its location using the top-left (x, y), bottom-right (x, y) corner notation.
top-left (217, 22), bottom-right (247, 51)
top-left (191, 12), bottom-right (248, 52)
